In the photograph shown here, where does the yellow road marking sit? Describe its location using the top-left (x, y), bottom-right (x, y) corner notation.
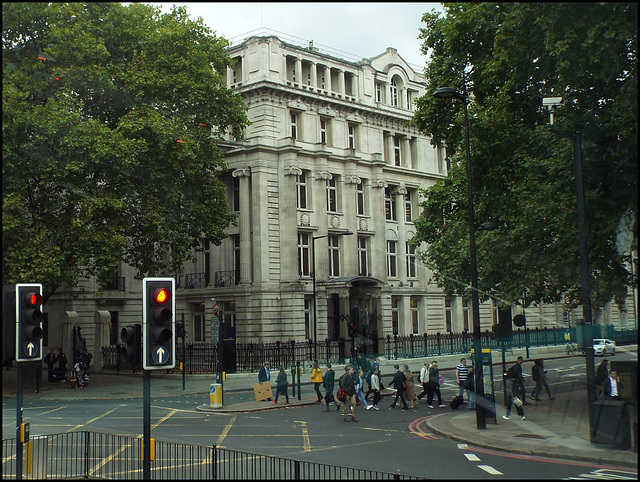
top-left (215, 415), bottom-right (236, 446)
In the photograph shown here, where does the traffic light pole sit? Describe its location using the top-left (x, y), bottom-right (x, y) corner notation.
top-left (16, 363), bottom-right (23, 480)
top-left (143, 369), bottom-right (150, 480)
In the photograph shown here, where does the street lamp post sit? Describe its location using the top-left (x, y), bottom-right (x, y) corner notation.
top-left (312, 230), bottom-right (353, 362)
top-left (434, 74), bottom-right (487, 429)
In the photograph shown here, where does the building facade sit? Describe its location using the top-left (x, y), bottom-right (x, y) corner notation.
top-left (43, 35), bottom-right (636, 366)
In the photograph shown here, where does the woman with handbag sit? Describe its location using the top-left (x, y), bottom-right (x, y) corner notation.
top-left (272, 366), bottom-right (290, 405)
top-left (427, 361), bottom-right (445, 408)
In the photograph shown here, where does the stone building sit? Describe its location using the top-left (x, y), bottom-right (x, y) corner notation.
top-left (43, 34), bottom-right (635, 366)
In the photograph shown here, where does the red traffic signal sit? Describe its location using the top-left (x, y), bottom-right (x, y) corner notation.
top-left (16, 283), bottom-right (44, 361)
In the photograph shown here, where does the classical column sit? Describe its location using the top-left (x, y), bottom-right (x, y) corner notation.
top-left (325, 66), bottom-right (332, 93)
top-left (233, 167), bottom-right (252, 284)
top-left (295, 58), bottom-right (302, 84)
top-left (395, 186), bottom-right (408, 280)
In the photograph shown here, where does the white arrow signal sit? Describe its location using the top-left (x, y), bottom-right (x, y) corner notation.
top-left (155, 347), bottom-right (166, 364)
top-left (26, 342), bottom-right (36, 357)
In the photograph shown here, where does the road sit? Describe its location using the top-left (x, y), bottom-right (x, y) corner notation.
top-left (3, 355), bottom-right (637, 479)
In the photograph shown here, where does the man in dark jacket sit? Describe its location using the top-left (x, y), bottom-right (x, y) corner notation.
top-left (322, 363), bottom-right (340, 412)
top-left (390, 364), bottom-right (408, 410)
top-left (339, 365), bottom-right (358, 422)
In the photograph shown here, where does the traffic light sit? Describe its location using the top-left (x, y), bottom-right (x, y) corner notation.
top-left (143, 278), bottom-right (175, 370)
top-left (16, 283), bottom-right (43, 361)
top-left (119, 323), bottom-right (141, 370)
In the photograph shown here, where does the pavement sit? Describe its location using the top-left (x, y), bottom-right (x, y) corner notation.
top-left (2, 344), bottom-right (638, 468)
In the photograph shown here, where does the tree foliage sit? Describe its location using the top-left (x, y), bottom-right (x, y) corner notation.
top-left (3, 2), bottom-right (248, 295)
top-left (411, 3), bottom-right (637, 311)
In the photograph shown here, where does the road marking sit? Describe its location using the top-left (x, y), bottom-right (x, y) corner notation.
top-left (37, 406), bottom-right (67, 416)
top-left (298, 421), bottom-right (311, 452)
top-left (215, 415), bottom-right (236, 446)
top-left (464, 454), bottom-right (481, 462)
top-left (71, 407), bottom-right (119, 431)
top-left (478, 465), bottom-right (503, 475)
top-left (152, 410), bottom-right (178, 430)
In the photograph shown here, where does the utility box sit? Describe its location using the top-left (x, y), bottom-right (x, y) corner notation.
top-left (592, 400), bottom-right (630, 450)
top-left (209, 383), bottom-right (223, 408)
top-left (253, 381), bottom-right (272, 402)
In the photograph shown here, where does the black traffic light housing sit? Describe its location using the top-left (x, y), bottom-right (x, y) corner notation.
top-left (16, 283), bottom-right (44, 361)
top-left (143, 278), bottom-right (175, 370)
top-left (119, 323), bottom-right (142, 370)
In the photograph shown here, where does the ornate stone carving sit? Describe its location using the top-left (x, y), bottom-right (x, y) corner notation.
top-left (300, 212), bottom-right (311, 226)
top-left (284, 166), bottom-right (303, 176)
top-left (232, 167), bottom-right (251, 178)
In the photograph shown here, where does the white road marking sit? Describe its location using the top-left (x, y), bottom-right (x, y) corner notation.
top-left (478, 465), bottom-right (503, 475)
top-left (464, 454), bottom-right (481, 462)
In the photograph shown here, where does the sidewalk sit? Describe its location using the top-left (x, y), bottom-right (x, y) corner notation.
top-left (3, 345), bottom-right (637, 468)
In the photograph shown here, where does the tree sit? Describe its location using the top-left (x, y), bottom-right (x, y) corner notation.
top-left (3, 3), bottom-right (248, 296)
top-left (411, 3), bottom-right (637, 311)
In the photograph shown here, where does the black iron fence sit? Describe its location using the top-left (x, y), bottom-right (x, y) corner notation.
top-left (101, 326), bottom-right (638, 374)
top-left (2, 431), bottom-right (422, 480)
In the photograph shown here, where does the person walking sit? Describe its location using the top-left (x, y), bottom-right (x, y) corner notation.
top-left (272, 366), bottom-right (289, 404)
top-left (456, 358), bottom-right (469, 402)
top-left (365, 357), bottom-right (381, 401)
top-left (530, 359), bottom-right (554, 401)
top-left (258, 361), bottom-right (272, 401)
top-left (339, 365), bottom-right (358, 422)
top-left (403, 365), bottom-right (417, 409)
top-left (356, 369), bottom-right (373, 410)
top-left (595, 359), bottom-right (609, 398)
top-left (427, 361), bottom-right (445, 408)
top-left (417, 362), bottom-right (430, 402)
top-left (390, 364), bottom-right (409, 410)
top-left (503, 356), bottom-right (526, 420)
top-left (322, 363), bottom-right (340, 412)
top-left (310, 361), bottom-right (324, 403)
top-left (370, 367), bottom-right (382, 410)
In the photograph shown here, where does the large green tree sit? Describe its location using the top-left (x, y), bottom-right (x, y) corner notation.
top-left (3, 3), bottom-right (248, 295)
top-left (411, 3), bottom-right (637, 311)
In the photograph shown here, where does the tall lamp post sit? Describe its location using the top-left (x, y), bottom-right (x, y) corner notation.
top-left (434, 73), bottom-right (487, 429)
top-left (312, 230), bottom-right (353, 361)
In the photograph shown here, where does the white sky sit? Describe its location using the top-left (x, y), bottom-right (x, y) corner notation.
top-left (147, 2), bottom-right (443, 71)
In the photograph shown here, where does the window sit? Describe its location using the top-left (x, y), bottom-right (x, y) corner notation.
top-left (328, 235), bottom-right (341, 276)
top-left (445, 297), bottom-right (453, 333)
top-left (290, 112), bottom-right (298, 139)
top-left (376, 82), bottom-right (383, 103)
top-left (411, 298), bottom-right (419, 334)
top-left (390, 78), bottom-right (398, 107)
top-left (462, 297), bottom-right (470, 332)
top-left (297, 171), bottom-right (308, 209)
top-left (356, 182), bottom-right (365, 216)
top-left (298, 232), bottom-right (311, 276)
top-left (304, 297), bottom-right (312, 339)
top-left (194, 313), bottom-right (205, 342)
top-left (404, 190), bottom-right (412, 221)
top-left (326, 176), bottom-right (337, 212)
top-left (385, 186), bottom-right (397, 221)
top-left (387, 240), bottom-right (397, 277)
top-left (347, 123), bottom-right (356, 150)
top-left (406, 242), bottom-right (416, 278)
top-left (233, 235), bottom-right (240, 284)
top-left (320, 118), bottom-right (329, 145)
top-left (391, 297), bottom-right (399, 335)
top-left (358, 236), bottom-right (369, 276)
top-left (393, 135), bottom-right (401, 166)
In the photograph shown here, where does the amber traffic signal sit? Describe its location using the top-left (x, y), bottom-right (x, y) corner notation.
top-left (143, 278), bottom-right (175, 370)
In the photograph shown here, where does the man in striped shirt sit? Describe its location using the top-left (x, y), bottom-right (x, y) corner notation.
top-left (456, 358), bottom-right (469, 401)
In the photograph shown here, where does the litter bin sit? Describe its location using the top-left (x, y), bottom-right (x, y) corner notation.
top-left (591, 400), bottom-right (630, 449)
top-left (26, 435), bottom-right (48, 479)
top-left (210, 383), bottom-right (223, 409)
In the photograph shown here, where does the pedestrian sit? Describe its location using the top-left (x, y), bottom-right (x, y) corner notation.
top-left (258, 361), bottom-right (272, 401)
top-left (465, 365), bottom-right (476, 409)
top-left (417, 362), bottom-right (430, 402)
top-left (595, 359), bottom-right (609, 398)
top-left (403, 364), bottom-right (417, 409)
top-left (530, 359), bottom-right (554, 401)
top-left (339, 365), bottom-right (358, 422)
top-left (56, 349), bottom-right (68, 381)
top-left (310, 361), bottom-right (324, 403)
top-left (44, 349), bottom-right (57, 382)
top-left (272, 365), bottom-right (289, 404)
top-left (356, 369), bottom-right (373, 410)
top-left (426, 361), bottom-right (445, 408)
top-left (503, 356), bottom-right (526, 420)
top-left (603, 369), bottom-right (623, 400)
top-left (456, 358), bottom-right (469, 402)
top-left (390, 364), bottom-right (409, 410)
top-left (322, 363), bottom-right (340, 412)
top-left (370, 367), bottom-right (382, 410)
top-left (365, 357), bottom-right (381, 401)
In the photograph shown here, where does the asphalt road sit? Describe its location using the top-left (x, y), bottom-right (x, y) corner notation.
top-left (3, 355), bottom-right (637, 479)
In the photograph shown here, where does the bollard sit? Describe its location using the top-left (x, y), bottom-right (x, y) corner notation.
top-left (210, 383), bottom-right (223, 409)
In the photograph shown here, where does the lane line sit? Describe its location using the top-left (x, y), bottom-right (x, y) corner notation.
top-left (215, 415), bottom-right (236, 446)
top-left (478, 464), bottom-right (503, 475)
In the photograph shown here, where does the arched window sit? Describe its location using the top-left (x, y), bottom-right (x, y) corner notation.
top-left (390, 78), bottom-right (398, 107)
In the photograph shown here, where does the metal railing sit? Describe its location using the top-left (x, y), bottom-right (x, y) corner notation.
top-left (101, 326), bottom-right (638, 374)
top-left (2, 431), bottom-right (422, 480)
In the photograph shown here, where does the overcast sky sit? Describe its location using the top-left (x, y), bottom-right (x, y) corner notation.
top-left (148, 2), bottom-right (443, 71)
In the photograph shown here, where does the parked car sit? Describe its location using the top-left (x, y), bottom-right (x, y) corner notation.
top-left (592, 338), bottom-right (616, 356)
